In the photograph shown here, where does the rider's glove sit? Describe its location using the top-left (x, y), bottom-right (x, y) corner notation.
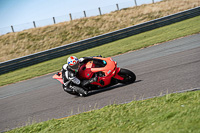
top-left (79, 58), bottom-right (84, 62)
top-left (98, 55), bottom-right (102, 57)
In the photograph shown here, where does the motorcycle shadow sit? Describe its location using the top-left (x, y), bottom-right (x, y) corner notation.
top-left (87, 80), bottom-right (142, 96)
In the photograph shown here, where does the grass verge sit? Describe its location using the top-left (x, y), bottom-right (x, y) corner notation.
top-left (0, 15), bottom-right (200, 86)
top-left (6, 90), bottom-right (200, 133)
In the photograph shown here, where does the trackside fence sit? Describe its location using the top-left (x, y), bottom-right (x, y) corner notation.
top-left (0, 0), bottom-right (161, 35)
top-left (0, 6), bottom-right (200, 75)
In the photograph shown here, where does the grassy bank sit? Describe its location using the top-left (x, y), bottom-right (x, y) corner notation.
top-left (6, 90), bottom-right (200, 133)
top-left (0, 0), bottom-right (199, 62)
top-left (0, 15), bottom-right (200, 86)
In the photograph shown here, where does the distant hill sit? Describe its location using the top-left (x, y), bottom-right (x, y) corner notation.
top-left (0, 0), bottom-right (199, 62)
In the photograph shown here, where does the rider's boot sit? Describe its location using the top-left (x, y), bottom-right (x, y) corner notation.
top-left (69, 84), bottom-right (88, 97)
top-left (81, 76), bottom-right (98, 86)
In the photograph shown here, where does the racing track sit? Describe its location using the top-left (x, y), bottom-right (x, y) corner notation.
top-left (0, 34), bottom-right (200, 132)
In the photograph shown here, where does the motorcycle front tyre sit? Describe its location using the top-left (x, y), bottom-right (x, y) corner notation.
top-left (117, 68), bottom-right (136, 84)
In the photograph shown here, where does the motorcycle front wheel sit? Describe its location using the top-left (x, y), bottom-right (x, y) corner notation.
top-left (118, 68), bottom-right (136, 84)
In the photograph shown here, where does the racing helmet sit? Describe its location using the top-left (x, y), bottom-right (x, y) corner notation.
top-left (67, 56), bottom-right (80, 72)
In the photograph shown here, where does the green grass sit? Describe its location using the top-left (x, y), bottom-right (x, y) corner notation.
top-left (0, 15), bottom-right (200, 86)
top-left (6, 90), bottom-right (200, 133)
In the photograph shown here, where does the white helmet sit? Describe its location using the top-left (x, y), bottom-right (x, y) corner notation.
top-left (67, 56), bottom-right (80, 72)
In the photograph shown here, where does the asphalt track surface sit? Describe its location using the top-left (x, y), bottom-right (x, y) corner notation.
top-left (0, 34), bottom-right (200, 131)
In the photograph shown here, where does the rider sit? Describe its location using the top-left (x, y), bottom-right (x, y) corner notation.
top-left (61, 55), bottom-right (104, 96)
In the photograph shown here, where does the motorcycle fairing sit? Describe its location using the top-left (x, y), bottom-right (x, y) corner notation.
top-left (53, 72), bottom-right (63, 84)
top-left (91, 57), bottom-right (116, 76)
top-left (78, 57), bottom-right (124, 87)
top-left (53, 57), bottom-right (125, 87)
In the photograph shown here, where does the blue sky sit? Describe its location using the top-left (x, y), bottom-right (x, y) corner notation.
top-left (0, 0), bottom-right (161, 32)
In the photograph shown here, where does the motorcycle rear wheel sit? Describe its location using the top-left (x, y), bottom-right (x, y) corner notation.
top-left (118, 68), bottom-right (136, 84)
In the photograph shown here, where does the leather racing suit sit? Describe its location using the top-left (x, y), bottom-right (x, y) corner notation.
top-left (61, 56), bottom-right (104, 96)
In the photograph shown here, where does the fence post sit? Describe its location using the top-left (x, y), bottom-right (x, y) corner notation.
top-left (53, 17), bottom-right (56, 24)
top-left (11, 25), bottom-right (14, 32)
top-left (152, 0), bottom-right (155, 3)
top-left (83, 11), bottom-right (87, 17)
top-left (69, 13), bottom-right (73, 21)
top-left (98, 7), bottom-right (102, 15)
top-left (116, 4), bottom-right (119, 10)
top-left (33, 21), bottom-right (36, 28)
top-left (134, 0), bottom-right (137, 6)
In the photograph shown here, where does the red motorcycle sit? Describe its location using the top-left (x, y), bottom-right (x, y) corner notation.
top-left (53, 57), bottom-right (136, 96)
